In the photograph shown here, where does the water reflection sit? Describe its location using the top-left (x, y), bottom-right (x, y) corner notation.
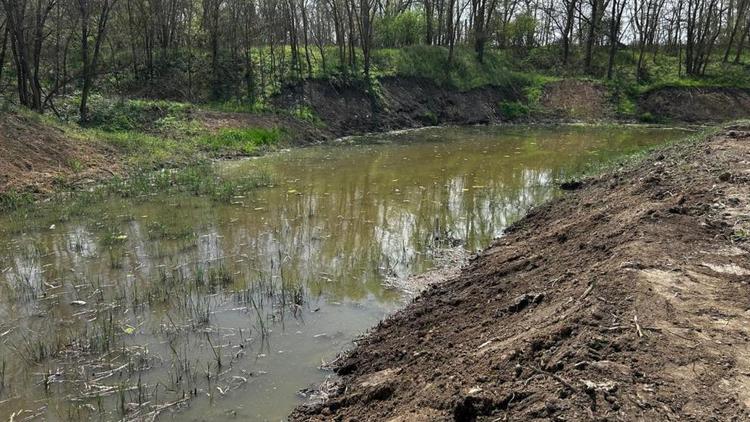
top-left (0, 125), bottom-right (687, 421)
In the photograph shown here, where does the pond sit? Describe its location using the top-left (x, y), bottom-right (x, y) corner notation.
top-left (0, 125), bottom-right (689, 421)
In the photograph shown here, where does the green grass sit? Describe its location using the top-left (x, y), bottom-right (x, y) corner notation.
top-left (0, 191), bottom-right (36, 213)
top-left (371, 45), bottom-right (532, 92)
top-left (204, 99), bottom-right (272, 114)
top-left (106, 162), bottom-right (272, 200)
top-left (198, 127), bottom-right (283, 155)
top-left (62, 95), bottom-right (194, 132)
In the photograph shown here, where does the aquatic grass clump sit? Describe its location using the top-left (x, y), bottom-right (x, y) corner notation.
top-left (147, 221), bottom-right (195, 241)
top-left (198, 127), bottom-right (283, 155)
top-left (0, 190), bottom-right (35, 213)
top-left (101, 228), bottom-right (128, 246)
top-left (105, 163), bottom-right (272, 203)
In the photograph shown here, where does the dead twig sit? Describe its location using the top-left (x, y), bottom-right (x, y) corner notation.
top-left (633, 315), bottom-right (644, 338)
top-left (526, 365), bottom-right (577, 393)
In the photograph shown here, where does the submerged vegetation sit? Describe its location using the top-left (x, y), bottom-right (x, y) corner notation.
top-left (0, 125), bottom-right (690, 420)
top-left (0, 0), bottom-right (748, 416)
top-left (1, 161), bottom-right (272, 218)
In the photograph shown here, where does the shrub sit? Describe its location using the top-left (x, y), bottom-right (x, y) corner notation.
top-left (499, 101), bottom-right (530, 119)
top-left (639, 111), bottom-right (657, 123)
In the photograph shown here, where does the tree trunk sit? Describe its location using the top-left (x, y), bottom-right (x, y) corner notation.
top-left (562, 0), bottom-right (577, 65)
top-left (0, 23), bottom-right (7, 87)
top-left (584, 0), bottom-right (600, 72)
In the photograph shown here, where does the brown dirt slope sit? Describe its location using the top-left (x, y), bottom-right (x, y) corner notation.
top-left (272, 77), bottom-right (524, 136)
top-left (0, 112), bottom-right (117, 194)
top-left (291, 125), bottom-right (750, 422)
top-left (539, 79), bottom-right (614, 120)
top-left (639, 87), bottom-right (750, 122)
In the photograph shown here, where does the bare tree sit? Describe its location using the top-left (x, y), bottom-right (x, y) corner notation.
top-left (78, 0), bottom-right (116, 121)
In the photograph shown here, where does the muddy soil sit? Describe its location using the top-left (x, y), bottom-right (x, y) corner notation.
top-left (639, 87), bottom-right (750, 122)
top-left (290, 126), bottom-right (750, 421)
top-left (0, 113), bottom-right (118, 194)
top-left (271, 77), bottom-right (524, 137)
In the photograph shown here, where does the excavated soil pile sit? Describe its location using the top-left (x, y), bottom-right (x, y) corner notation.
top-left (539, 80), bottom-right (614, 121)
top-left (639, 87), bottom-right (750, 123)
top-left (0, 113), bottom-right (117, 193)
top-left (291, 126), bottom-right (750, 421)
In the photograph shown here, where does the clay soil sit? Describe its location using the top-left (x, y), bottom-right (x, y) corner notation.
top-left (291, 125), bottom-right (750, 421)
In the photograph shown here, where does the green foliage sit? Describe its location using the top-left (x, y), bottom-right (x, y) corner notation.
top-left (68, 95), bottom-right (193, 131)
top-left (420, 111), bottom-right (439, 125)
top-left (101, 228), bottom-right (129, 246)
top-left (289, 104), bottom-right (320, 124)
top-left (638, 111), bottom-right (657, 123)
top-left (207, 99), bottom-right (271, 114)
top-left (0, 190), bottom-right (35, 212)
top-left (104, 163), bottom-right (272, 202)
top-left (505, 13), bottom-right (537, 54)
top-left (732, 228), bottom-right (749, 242)
top-left (617, 95), bottom-right (637, 116)
top-left (523, 74), bottom-right (558, 106)
top-left (146, 221), bottom-right (195, 241)
top-left (67, 159), bottom-right (84, 173)
top-left (198, 127), bottom-right (283, 155)
top-left (375, 11), bottom-right (425, 48)
top-left (499, 101), bottom-right (530, 119)
top-left (372, 45), bottom-right (530, 92)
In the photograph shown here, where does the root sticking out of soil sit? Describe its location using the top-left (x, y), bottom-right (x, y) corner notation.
top-left (291, 125), bottom-right (750, 421)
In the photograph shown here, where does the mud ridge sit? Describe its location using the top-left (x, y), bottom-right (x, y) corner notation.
top-left (639, 87), bottom-right (750, 123)
top-left (290, 125), bottom-right (750, 421)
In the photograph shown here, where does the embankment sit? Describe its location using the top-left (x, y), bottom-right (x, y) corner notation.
top-left (639, 86), bottom-right (750, 123)
top-left (0, 113), bottom-right (118, 194)
top-left (272, 76), bottom-right (524, 137)
top-left (3, 78), bottom-right (750, 196)
top-left (290, 125), bottom-right (750, 421)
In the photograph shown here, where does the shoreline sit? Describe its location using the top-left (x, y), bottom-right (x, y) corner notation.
top-left (290, 122), bottom-right (750, 421)
top-left (3, 78), bottom-right (749, 205)
top-left (0, 119), bottom-right (689, 214)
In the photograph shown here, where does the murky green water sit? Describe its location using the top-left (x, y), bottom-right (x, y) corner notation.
top-left (0, 125), bottom-right (688, 421)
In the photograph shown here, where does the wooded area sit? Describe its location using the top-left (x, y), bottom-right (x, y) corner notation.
top-left (0, 0), bottom-right (748, 119)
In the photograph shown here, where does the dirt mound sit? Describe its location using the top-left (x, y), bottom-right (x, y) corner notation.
top-left (639, 87), bottom-right (750, 122)
top-left (539, 79), bottom-right (614, 121)
top-left (0, 112), bottom-right (117, 194)
top-left (272, 77), bottom-right (523, 137)
top-left (291, 126), bottom-right (750, 421)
